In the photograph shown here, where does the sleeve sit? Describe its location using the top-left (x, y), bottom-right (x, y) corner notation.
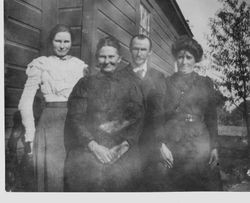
top-left (148, 75), bottom-right (166, 142)
top-left (18, 57), bottom-right (45, 142)
top-left (81, 60), bottom-right (89, 77)
top-left (204, 77), bottom-right (219, 149)
top-left (163, 76), bottom-right (176, 118)
top-left (155, 77), bottom-right (172, 142)
top-left (74, 57), bottom-right (89, 78)
top-left (64, 78), bottom-right (94, 151)
top-left (120, 82), bottom-right (145, 147)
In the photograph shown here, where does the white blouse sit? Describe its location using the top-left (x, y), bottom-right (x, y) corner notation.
top-left (18, 55), bottom-right (88, 142)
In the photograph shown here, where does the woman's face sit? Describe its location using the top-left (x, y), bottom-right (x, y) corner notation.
top-left (176, 50), bottom-right (196, 74)
top-left (52, 31), bottom-right (72, 57)
top-left (97, 46), bottom-right (121, 72)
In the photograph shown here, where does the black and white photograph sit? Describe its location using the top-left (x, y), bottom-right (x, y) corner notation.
top-left (2, 0), bottom-right (250, 197)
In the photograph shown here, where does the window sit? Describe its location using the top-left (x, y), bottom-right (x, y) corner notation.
top-left (139, 3), bottom-right (150, 36)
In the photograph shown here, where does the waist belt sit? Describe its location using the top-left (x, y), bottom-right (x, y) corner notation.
top-left (45, 102), bottom-right (67, 108)
top-left (173, 113), bottom-right (204, 122)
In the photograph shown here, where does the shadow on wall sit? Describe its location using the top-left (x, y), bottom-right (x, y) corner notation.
top-left (5, 111), bottom-right (35, 192)
top-left (5, 94), bottom-right (44, 192)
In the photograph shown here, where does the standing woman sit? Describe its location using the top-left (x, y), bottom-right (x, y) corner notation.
top-left (158, 36), bottom-right (222, 191)
top-left (18, 24), bottom-right (88, 192)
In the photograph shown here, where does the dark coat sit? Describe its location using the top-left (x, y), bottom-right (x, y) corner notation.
top-left (64, 67), bottom-right (145, 191)
top-left (125, 64), bottom-right (166, 156)
top-left (157, 71), bottom-right (222, 191)
top-left (123, 64), bottom-right (166, 191)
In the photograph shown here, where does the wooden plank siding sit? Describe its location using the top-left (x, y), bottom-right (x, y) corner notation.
top-left (5, 41), bottom-right (39, 67)
top-left (126, 0), bottom-right (137, 9)
top-left (5, 65), bottom-right (27, 89)
top-left (5, 88), bottom-right (23, 109)
top-left (6, 18), bottom-right (40, 49)
top-left (22, 0), bottom-right (42, 9)
top-left (5, 0), bottom-right (43, 137)
top-left (149, 1), bottom-right (179, 74)
top-left (95, 0), bottom-right (137, 64)
top-left (7, 0), bottom-right (42, 29)
top-left (5, 0), bottom-right (192, 143)
top-left (95, 0), bottom-right (181, 74)
top-left (151, 17), bottom-right (173, 51)
top-left (5, 108), bottom-right (19, 129)
top-left (149, 0), bottom-right (179, 40)
top-left (58, 8), bottom-right (82, 26)
top-left (108, 0), bottom-right (136, 23)
top-left (58, 0), bottom-right (82, 8)
top-left (81, 0), bottom-right (98, 66)
top-left (58, 1), bottom-right (83, 58)
top-left (71, 27), bottom-right (82, 45)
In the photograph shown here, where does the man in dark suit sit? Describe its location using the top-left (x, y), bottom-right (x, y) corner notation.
top-left (127, 34), bottom-right (168, 190)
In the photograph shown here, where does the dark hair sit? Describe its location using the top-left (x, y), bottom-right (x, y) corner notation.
top-left (129, 34), bottom-right (152, 51)
top-left (95, 36), bottom-right (121, 58)
top-left (171, 36), bottom-right (203, 62)
top-left (48, 24), bottom-right (73, 44)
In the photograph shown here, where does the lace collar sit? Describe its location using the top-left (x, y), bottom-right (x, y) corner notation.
top-left (51, 55), bottom-right (72, 61)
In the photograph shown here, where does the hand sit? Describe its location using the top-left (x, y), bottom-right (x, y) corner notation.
top-left (25, 141), bottom-right (33, 155)
top-left (209, 148), bottom-right (219, 169)
top-left (99, 121), bottom-right (119, 133)
top-left (109, 141), bottom-right (129, 164)
top-left (99, 120), bottom-right (130, 134)
top-left (88, 141), bottom-right (115, 164)
top-left (160, 143), bottom-right (173, 168)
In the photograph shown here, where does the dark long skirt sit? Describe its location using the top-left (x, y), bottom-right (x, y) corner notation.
top-left (146, 119), bottom-right (222, 191)
top-left (64, 147), bottom-right (142, 192)
top-left (33, 104), bottom-right (67, 192)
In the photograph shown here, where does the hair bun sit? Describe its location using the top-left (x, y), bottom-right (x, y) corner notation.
top-left (171, 36), bottom-right (203, 62)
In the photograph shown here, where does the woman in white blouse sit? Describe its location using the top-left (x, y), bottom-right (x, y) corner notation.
top-left (18, 24), bottom-right (88, 192)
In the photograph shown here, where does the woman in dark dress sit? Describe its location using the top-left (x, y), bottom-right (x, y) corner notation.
top-left (64, 37), bottom-right (144, 192)
top-left (157, 36), bottom-right (222, 191)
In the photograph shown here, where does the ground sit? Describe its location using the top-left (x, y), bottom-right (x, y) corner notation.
top-left (6, 134), bottom-right (250, 191)
top-left (220, 154), bottom-right (250, 191)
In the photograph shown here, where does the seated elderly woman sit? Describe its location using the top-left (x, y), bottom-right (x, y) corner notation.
top-left (156, 36), bottom-right (222, 191)
top-left (63, 36), bottom-right (145, 192)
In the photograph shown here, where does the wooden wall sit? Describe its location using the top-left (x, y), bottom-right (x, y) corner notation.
top-left (148, 0), bottom-right (178, 76)
top-left (94, 0), bottom-right (180, 76)
top-left (4, 0), bottom-right (84, 141)
top-left (57, 0), bottom-right (83, 58)
top-left (5, 0), bottom-right (190, 143)
top-left (5, 0), bottom-right (43, 141)
top-left (93, 0), bottom-right (138, 68)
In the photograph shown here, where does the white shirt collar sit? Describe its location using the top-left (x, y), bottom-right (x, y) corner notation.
top-left (51, 55), bottom-right (72, 61)
top-left (133, 61), bottom-right (148, 78)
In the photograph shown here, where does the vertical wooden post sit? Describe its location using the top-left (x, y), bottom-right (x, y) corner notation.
top-left (40, 0), bottom-right (58, 56)
top-left (81, 0), bottom-right (98, 72)
top-left (135, 0), bottom-right (140, 34)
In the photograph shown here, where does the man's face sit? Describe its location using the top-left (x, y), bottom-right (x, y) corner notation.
top-left (130, 37), bottom-right (151, 67)
top-left (97, 46), bottom-right (121, 72)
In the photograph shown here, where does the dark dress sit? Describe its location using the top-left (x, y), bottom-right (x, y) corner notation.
top-left (157, 71), bottom-right (222, 191)
top-left (64, 67), bottom-right (145, 192)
